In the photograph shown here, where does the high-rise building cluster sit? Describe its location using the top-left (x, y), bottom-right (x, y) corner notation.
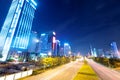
top-left (27, 31), bottom-right (72, 61)
top-left (0, 0), bottom-right (71, 61)
top-left (90, 42), bottom-right (120, 58)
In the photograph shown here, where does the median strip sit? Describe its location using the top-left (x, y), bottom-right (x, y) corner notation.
top-left (73, 60), bottom-right (99, 80)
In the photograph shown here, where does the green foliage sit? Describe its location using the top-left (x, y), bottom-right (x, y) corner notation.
top-left (41, 57), bottom-right (70, 68)
top-left (93, 57), bottom-right (120, 68)
top-left (32, 56), bottom-right (70, 75)
top-left (7, 58), bottom-right (15, 62)
top-left (33, 69), bottom-right (44, 75)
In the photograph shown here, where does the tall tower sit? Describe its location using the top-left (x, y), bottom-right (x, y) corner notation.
top-left (0, 0), bottom-right (37, 61)
top-left (28, 31), bottom-right (39, 53)
top-left (111, 42), bottom-right (120, 58)
top-left (90, 45), bottom-right (94, 56)
top-left (39, 32), bottom-right (56, 56)
top-left (64, 43), bottom-right (71, 56)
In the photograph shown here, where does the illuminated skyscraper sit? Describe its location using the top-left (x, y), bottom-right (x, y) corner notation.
top-left (64, 43), bottom-right (71, 56)
top-left (97, 49), bottom-right (104, 57)
top-left (55, 40), bottom-right (60, 56)
top-left (39, 32), bottom-right (56, 56)
top-left (0, 0), bottom-right (37, 61)
top-left (39, 33), bottom-right (50, 54)
top-left (90, 45), bottom-right (94, 56)
top-left (111, 42), bottom-right (120, 58)
top-left (93, 48), bottom-right (97, 57)
top-left (28, 31), bottom-right (39, 53)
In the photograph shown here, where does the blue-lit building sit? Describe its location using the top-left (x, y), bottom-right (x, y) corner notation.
top-left (39, 33), bottom-right (50, 55)
top-left (90, 45), bottom-right (94, 56)
top-left (27, 31), bottom-right (39, 61)
top-left (39, 32), bottom-right (57, 56)
top-left (97, 49), bottom-right (104, 57)
top-left (93, 48), bottom-right (97, 57)
top-left (0, 0), bottom-right (37, 61)
top-left (59, 46), bottom-right (64, 56)
top-left (111, 42), bottom-right (120, 58)
top-left (28, 31), bottom-right (39, 53)
top-left (55, 40), bottom-right (60, 56)
top-left (64, 43), bottom-right (71, 56)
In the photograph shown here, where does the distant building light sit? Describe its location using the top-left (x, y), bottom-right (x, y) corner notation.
top-left (64, 43), bottom-right (69, 46)
top-left (53, 32), bottom-right (56, 35)
top-left (35, 39), bottom-right (39, 43)
top-left (69, 51), bottom-right (71, 54)
top-left (56, 40), bottom-right (60, 42)
top-left (17, 51), bottom-right (22, 53)
top-left (41, 33), bottom-right (46, 36)
top-left (69, 46), bottom-right (71, 49)
top-left (40, 53), bottom-right (47, 57)
top-left (33, 31), bottom-right (37, 33)
top-left (53, 37), bottom-right (56, 43)
top-left (48, 52), bottom-right (52, 56)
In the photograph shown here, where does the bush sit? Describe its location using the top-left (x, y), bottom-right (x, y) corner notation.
top-left (35, 57), bottom-right (70, 69)
top-left (93, 57), bottom-right (120, 68)
top-left (7, 59), bottom-right (15, 62)
top-left (115, 62), bottom-right (120, 67)
top-left (31, 56), bottom-right (71, 75)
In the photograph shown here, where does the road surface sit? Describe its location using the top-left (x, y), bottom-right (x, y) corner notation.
top-left (87, 59), bottom-right (120, 80)
top-left (20, 61), bottom-right (83, 80)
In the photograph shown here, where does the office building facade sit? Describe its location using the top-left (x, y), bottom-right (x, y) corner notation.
top-left (0, 0), bottom-right (37, 61)
top-left (111, 42), bottom-right (120, 58)
top-left (28, 31), bottom-right (39, 53)
top-left (55, 40), bottom-right (60, 56)
top-left (64, 43), bottom-right (71, 56)
top-left (39, 32), bottom-right (56, 56)
top-left (97, 49), bottom-right (104, 57)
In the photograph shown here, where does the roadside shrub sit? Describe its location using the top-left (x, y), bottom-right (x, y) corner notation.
top-left (93, 57), bottom-right (120, 68)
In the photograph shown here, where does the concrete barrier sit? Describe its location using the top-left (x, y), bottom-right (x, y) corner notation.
top-left (0, 69), bottom-right (33, 80)
top-left (14, 72), bottom-right (22, 80)
top-left (27, 70), bottom-right (33, 76)
top-left (0, 76), bottom-right (5, 80)
top-left (21, 71), bottom-right (28, 77)
top-left (5, 74), bottom-right (14, 80)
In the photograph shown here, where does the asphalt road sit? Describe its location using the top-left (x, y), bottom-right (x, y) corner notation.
top-left (87, 59), bottom-right (120, 80)
top-left (20, 61), bottom-right (83, 80)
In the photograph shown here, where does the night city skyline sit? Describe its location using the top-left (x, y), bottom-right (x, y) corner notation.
top-left (1, 0), bottom-right (120, 54)
top-left (1, 0), bottom-right (120, 80)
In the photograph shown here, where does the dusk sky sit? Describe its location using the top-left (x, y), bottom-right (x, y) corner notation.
top-left (0, 0), bottom-right (120, 54)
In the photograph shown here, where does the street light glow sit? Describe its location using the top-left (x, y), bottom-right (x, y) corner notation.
top-left (34, 38), bottom-right (39, 43)
top-left (48, 52), bottom-right (52, 56)
top-left (69, 51), bottom-right (71, 54)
